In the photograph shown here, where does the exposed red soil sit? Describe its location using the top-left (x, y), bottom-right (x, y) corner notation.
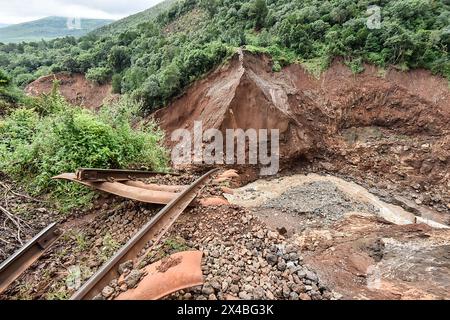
top-left (156, 256), bottom-right (183, 273)
top-left (156, 50), bottom-right (449, 149)
top-left (300, 216), bottom-right (450, 300)
top-left (25, 73), bottom-right (113, 110)
top-left (154, 50), bottom-right (450, 213)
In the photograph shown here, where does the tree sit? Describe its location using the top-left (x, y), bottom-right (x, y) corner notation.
top-left (111, 74), bottom-right (122, 94)
top-left (199, 0), bottom-right (219, 16)
top-left (133, 75), bottom-right (162, 109)
top-left (76, 52), bottom-right (94, 72)
top-left (61, 55), bottom-right (80, 73)
top-left (0, 69), bottom-right (10, 87)
top-left (121, 66), bottom-right (147, 93)
top-left (86, 67), bottom-right (111, 84)
top-left (160, 63), bottom-right (181, 100)
top-left (108, 46), bottom-right (131, 72)
top-left (183, 49), bottom-right (210, 80)
top-left (249, 0), bottom-right (268, 29)
top-left (14, 73), bottom-right (35, 87)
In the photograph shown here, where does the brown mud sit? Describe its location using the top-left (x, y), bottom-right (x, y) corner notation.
top-left (25, 73), bottom-right (113, 110)
top-left (155, 50), bottom-right (449, 213)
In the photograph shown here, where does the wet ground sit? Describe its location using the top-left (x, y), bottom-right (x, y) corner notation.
top-left (2, 170), bottom-right (449, 300)
top-left (226, 173), bottom-right (450, 300)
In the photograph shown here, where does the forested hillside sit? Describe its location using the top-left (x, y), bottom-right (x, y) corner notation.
top-left (91, 0), bottom-right (177, 37)
top-left (0, 0), bottom-right (449, 113)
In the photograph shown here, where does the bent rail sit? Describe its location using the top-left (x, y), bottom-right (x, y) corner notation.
top-left (70, 168), bottom-right (218, 300)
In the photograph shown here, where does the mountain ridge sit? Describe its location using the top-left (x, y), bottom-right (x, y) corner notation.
top-left (91, 0), bottom-right (176, 36)
top-left (0, 16), bottom-right (113, 43)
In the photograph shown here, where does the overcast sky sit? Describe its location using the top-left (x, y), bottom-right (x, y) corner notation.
top-left (0, 0), bottom-right (165, 24)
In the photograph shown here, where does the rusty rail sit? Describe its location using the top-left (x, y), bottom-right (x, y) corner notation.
top-left (76, 168), bottom-right (178, 182)
top-left (54, 173), bottom-right (180, 205)
top-left (53, 169), bottom-right (188, 205)
top-left (0, 223), bottom-right (60, 294)
top-left (70, 168), bottom-right (218, 300)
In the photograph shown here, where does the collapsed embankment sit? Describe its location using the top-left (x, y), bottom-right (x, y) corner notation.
top-left (154, 50), bottom-right (450, 214)
top-left (25, 73), bottom-right (113, 110)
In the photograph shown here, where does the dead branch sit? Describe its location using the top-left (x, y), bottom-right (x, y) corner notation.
top-left (0, 205), bottom-right (24, 245)
top-left (0, 181), bottom-right (46, 203)
top-left (0, 236), bottom-right (11, 244)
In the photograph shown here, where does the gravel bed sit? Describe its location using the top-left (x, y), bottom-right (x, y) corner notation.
top-left (262, 180), bottom-right (379, 228)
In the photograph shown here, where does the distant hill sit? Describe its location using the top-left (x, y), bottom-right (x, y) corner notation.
top-left (91, 0), bottom-right (176, 36)
top-left (0, 16), bottom-right (113, 43)
top-left (0, 24), bottom-right (10, 29)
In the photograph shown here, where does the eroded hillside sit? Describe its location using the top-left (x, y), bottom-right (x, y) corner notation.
top-left (155, 50), bottom-right (450, 214)
top-left (25, 73), bottom-right (114, 110)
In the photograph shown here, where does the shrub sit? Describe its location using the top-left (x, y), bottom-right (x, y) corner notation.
top-left (13, 73), bottom-right (36, 88)
top-left (111, 73), bottom-right (122, 93)
top-left (0, 89), bottom-right (168, 209)
top-left (108, 46), bottom-right (131, 72)
top-left (0, 69), bottom-right (31, 107)
top-left (0, 68), bottom-right (10, 86)
top-left (86, 66), bottom-right (112, 84)
top-left (346, 57), bottom-right (365, 74)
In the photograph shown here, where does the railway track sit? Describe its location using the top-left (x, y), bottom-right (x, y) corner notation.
top-left (0, 223), bottom-right (60, 294)
top-left (0, 168), bottom-right (218, 299)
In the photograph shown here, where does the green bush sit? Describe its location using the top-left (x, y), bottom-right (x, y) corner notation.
top-left (346, 57), bottom-right (365, 74)
top-left (0, 68), bottom-right (10, 86)
top-left (14, 73), bottom-right (36, 88)
top-left (0, 89), bottom-right (168, 209)
top-left (86, 66), bottom-right (112, 84)
top-left (108, 46), bottom-right (131, 72)
top-left (111, 73), bottom-right (122, 93)
top-left (0, 107), bottom-right (38, 153)
top-left (0, 69), bottom-right (32, 109)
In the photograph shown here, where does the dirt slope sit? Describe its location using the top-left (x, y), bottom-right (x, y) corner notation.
top-left (156, 50), bottom-right (449, 150)
top-left (25, 73), bottom-right (113, 110)
top-left (154, 49), bottom-right (450, 213)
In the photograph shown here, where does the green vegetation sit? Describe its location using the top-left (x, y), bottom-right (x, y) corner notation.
top-left (0, 0), bottom-right (448, 210)
top-left (0, 0), bottom-right (450, 112)
top-left (74, 231), bottom-right (89, 252)
top-left (45, 288), bottom-right (69, 300)
top-left (164, 238), bottom-right (190, 252)
top-left (100, 233), bottom-right (121, 261)
top-left (91, 0), bottom-right (177, 37)
top-left (0, 0), bottom-right (448, 112)
top-left (0, 81), bottom-right (168, 211)
top-left (139, 236), bottom-right (190, 268)
top-left (0, 16), bottom-right (113, 43)
top-left (0, 68), bottom-right (31, 111)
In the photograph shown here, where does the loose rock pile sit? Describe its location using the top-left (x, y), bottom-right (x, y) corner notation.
top-left (1, 199), bottom-right (157, 300)
top-left (164, 206), bottom-right (336, 300)
top-left (262, 180), bottom-right (378, 229)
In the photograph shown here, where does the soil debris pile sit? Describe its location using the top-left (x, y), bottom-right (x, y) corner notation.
top-left (262, 180), bottom-right (378, 228)
top-left (25, 73), bottom-right (113, 109)
top-left (155, 50), bottom-right (449, 213)
top-left (227, 173), bottom-right (450, 299)
top-left (303, 216), bottom-right (450, 300)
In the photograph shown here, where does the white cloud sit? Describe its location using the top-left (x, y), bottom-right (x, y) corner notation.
top-left (0, 0), bottom-right (165, 24)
